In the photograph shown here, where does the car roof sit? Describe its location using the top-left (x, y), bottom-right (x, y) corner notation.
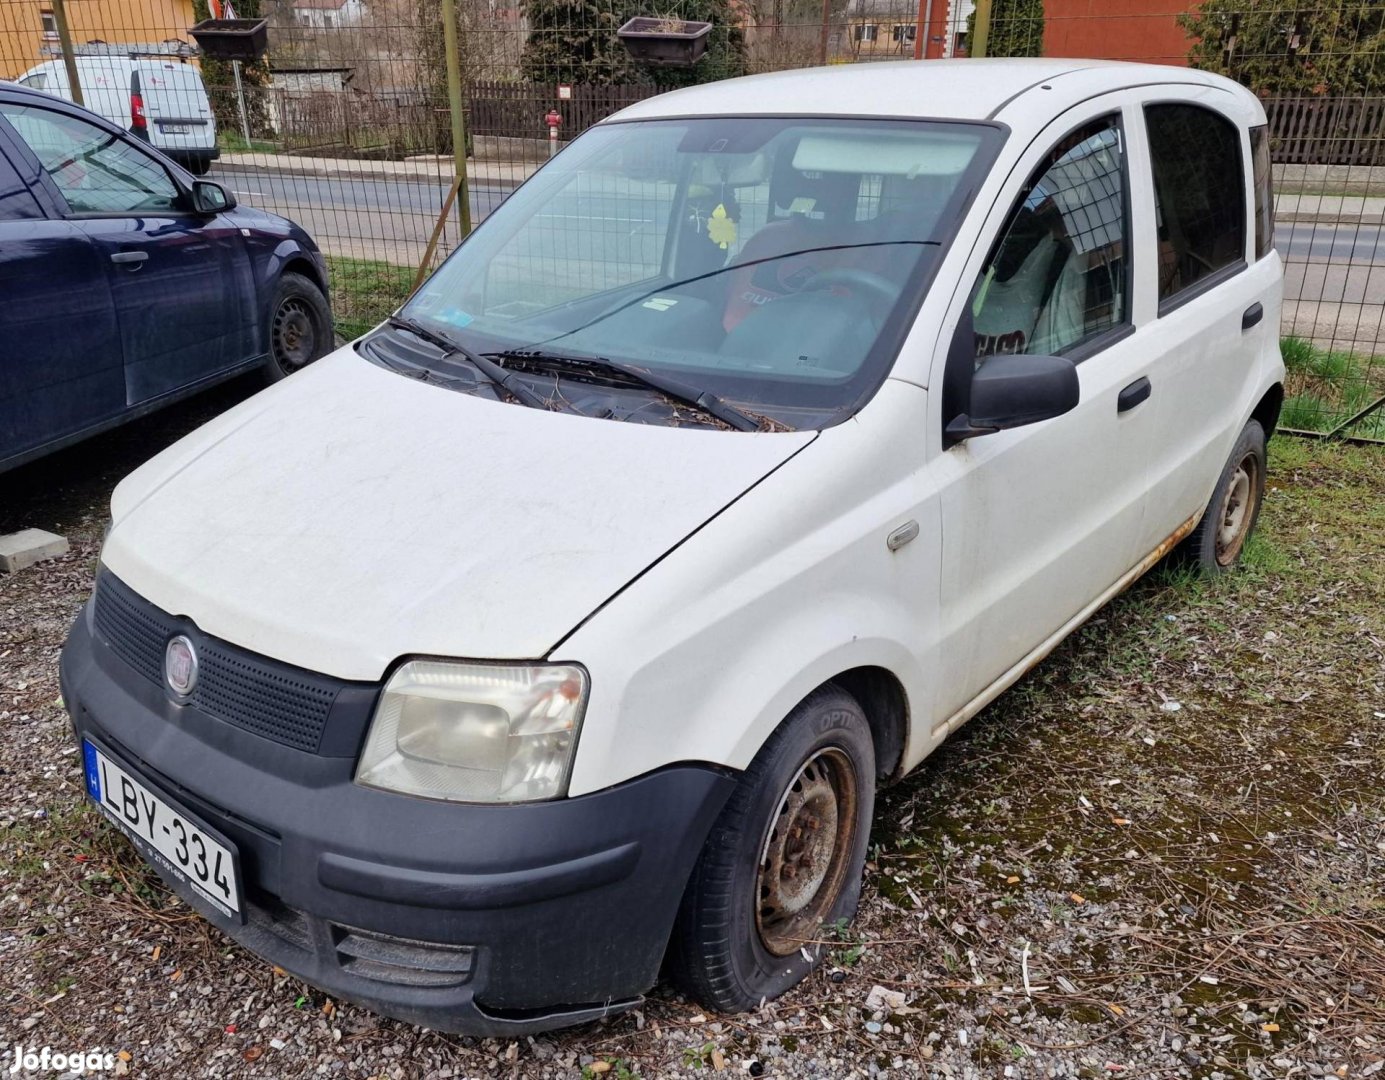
top-left (608, 58), bottom-right (1260, 127)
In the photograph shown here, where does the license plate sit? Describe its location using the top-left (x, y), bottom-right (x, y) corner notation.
top-left (83, 740), bottom-right (242, 919)
top-left (161, 124), bottom-right (190, 134)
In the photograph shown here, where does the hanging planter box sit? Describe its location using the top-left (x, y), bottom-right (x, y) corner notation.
top-left (188, 18), bottom-right (269, 61)
top-left (616, 17), bottom-right (713, 67)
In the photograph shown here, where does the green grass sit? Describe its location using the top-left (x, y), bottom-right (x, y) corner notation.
top-left (326, 255), bottom-right (416, 342)
top-left (216, 130), bottom-right (278, 154)
top-left (1279, 336), bottom-right (1385, 439)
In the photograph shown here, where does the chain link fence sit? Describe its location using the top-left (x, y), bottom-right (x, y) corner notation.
top-left (2, 0), bottom-right (1381, 439)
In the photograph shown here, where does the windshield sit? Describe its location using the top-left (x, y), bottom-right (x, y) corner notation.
top-left (393, 116), bottom-right (1002, 430)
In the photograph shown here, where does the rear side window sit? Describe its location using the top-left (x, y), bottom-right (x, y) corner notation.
top-left (1250, 125), bottom-right (1274, 259)
top-left (0, 150), bottom-right (43, 221)
top-left (1144, 103), bottom-right (1245, 306)
top-left (0, 104), bottom-right (179, 215)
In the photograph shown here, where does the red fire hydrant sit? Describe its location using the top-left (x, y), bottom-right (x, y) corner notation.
top-left (545, 109), bottom-right (562, 158)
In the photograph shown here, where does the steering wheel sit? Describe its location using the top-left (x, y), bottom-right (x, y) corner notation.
top-left (801, 267), bottom-right (901, 308)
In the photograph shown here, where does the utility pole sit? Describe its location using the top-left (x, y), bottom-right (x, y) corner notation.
top-left (819, 0), bottom-right (831, 63)
top-left (440, 0), bottom-right (473, 239)
top-left (971, 0), bottom-right (992, 57)
top-left (51, 0), bottom-right (84, 106)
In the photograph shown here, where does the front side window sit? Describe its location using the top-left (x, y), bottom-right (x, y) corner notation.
top-left (1145, 103), bottom-right (1245, 303)
top-left (18, 73), bottom-right (47, 89)
top-left (972, 115), bottom-right (1128, 360)
top-left (398, 116), bottom-right (1001, 430)
top-left (1250, 124), bottom-right (1274, 260)
top-left (0, 105), bottom-right (179, 215)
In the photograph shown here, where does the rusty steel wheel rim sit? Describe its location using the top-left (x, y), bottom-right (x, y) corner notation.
top-left (272, 297), bottom-right (317, 372)
top-left (1215, 452), bottom-right (1259, 566)
top-left (755, 747), bottom-right (858, 957)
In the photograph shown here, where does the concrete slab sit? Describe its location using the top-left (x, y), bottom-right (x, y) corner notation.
top-left (0, 529), bottom-right (70, 573)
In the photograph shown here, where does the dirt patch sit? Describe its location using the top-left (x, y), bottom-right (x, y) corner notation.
top-left (2, 413), bottom-right (1383, 1078)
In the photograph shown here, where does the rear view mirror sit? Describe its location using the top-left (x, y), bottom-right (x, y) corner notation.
top-left (191, 180), bottom-right (236, 214)
top-left (945, 353), bottom-right (1079, 442)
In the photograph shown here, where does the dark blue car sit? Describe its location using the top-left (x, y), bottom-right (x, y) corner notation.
top-left (0, 82), bottom-right (332, 474)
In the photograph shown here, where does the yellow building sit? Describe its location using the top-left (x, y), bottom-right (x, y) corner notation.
top-left (2, 0), bottom-right (198, 80)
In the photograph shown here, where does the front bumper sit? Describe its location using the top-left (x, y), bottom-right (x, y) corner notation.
top-left (60, 600), bottom-right (735, 1035)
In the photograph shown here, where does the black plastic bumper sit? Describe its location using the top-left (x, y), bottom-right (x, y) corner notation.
top-left (60, 601), bottom-right (735, 1035)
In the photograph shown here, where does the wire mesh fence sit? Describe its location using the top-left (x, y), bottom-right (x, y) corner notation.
top-left (1, 0), bottom-right (1381, 439)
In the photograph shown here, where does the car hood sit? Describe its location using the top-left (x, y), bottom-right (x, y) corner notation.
top-left (101, 349), bottom-right (815, 681)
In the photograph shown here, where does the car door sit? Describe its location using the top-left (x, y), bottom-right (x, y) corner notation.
top-left (927, 98), bottom-right (1163, 736)
top-left (1129, 92), bottom-right (1276, 535)
top-left (0, 98), bottom-right (249, 406)
top-left (0, 114), bottom-right (123, 470)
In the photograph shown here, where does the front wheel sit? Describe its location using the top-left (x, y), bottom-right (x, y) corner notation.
top-left (265, 272), bottom-right (333, 382)
top-left (1181, 419), bottom-right (1267, 573)
top-left (667, 686), bottom-right (875, 1013)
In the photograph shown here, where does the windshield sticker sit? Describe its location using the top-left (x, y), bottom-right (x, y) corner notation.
top-left (643, 298), bottom-right (679, 311)
top-left (436, 307), bottom-right (474, 329)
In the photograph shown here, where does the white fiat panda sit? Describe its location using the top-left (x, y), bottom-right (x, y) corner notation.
top-left (62, 58), bottom-right (1283, 1035)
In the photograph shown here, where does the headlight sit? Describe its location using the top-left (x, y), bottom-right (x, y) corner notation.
top-left (356, 660), bottom-right (588, 803)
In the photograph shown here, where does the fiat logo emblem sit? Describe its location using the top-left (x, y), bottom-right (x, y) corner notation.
top-left (164, 635), bottom-right (198, 697)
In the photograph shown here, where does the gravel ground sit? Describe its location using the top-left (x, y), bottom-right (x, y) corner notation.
top-left (2, 385), bottom-right (1383, 1080)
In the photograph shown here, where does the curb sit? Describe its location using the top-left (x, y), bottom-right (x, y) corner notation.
top-left (214, 159), bottom-right (531, 189)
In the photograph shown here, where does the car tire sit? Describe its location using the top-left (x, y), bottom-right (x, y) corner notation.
top-left (1181, 419), bottom-right (1267, 574)
top-left (265, 272), bottom-right (333, 382)
top-left (187, 157), bottom-right (212, 177)
top-left (667, 685), bottom-right (875, 1013)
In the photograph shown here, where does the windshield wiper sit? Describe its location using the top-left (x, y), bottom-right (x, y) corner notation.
top-left (488, 348), bottom-right (761, 432)
top-left (385, 315), bottom-right (551, 410)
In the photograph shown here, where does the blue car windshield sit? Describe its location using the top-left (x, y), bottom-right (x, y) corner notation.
top-left (396, 116), bottom-right (1001, 429)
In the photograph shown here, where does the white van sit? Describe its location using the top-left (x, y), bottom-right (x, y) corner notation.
top-left (18, 55), bottom-right (217, 174)
top-left (62, 59), bottom-right (1283, 1035)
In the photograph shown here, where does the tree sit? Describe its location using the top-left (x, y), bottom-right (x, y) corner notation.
top-left (520, 0), bottom-right (748, 86)
top-left (1179, 2), bottom-right (1385, 95)
top-left (963, 0), bottom-right (1044, 58)
top-left (193, 0), bottom-right (272, 138)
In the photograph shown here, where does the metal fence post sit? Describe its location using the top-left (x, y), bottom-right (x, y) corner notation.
top-left (51, 0), bottom-right (84, 107)
top-left (440, 0), bottom-right (473, 239)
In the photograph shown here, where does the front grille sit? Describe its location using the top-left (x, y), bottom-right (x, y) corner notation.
top-left (246, 893), bottom-right (476, 989)
top-left (92, 571), bottom-right (339, 753)
top-left (336, 927), bottom-right (476, 988)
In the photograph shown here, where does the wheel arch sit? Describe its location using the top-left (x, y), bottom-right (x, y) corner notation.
top-left (829, 666), bottom-right (909, 783)
top-left (1251, 382), bottom-right (1284, 439)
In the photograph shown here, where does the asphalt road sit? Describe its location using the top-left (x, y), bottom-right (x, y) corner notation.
top-left (210, 163), bottom-right (1383, 348)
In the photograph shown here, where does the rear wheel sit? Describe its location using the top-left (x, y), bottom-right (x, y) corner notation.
top-left (265, 272), bottom-right (333, 381)
top-left (186, 157), bottom-right (212, 177)
top-left (1181, 419), bottom-right (1267, 574)
top-left (667, 686), bottom-right (875, 1012)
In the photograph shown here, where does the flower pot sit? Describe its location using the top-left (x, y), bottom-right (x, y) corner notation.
top-left (189, 18), bottom-right (269, 61)
top-left (616, 17), bottom-right (713, 67)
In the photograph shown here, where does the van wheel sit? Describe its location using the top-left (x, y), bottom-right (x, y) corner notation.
top-left (668, 687), bottom-right (875, 1012)
top-left (1182, 419), bottom-right (1266, 574)
top-left (187, 158), bottom-right (212, 177)
top-left (265, 273), bottom-right (332, 381)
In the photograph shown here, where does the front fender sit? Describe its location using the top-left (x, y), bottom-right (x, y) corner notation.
top-left (560, 380), bottom-right (941, 797)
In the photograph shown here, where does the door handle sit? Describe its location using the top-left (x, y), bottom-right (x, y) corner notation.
top-left (1117, 376), bottom-right (1151, 413)
top-left (1242, 302), bottom-right (1263, 330)
top-left (110, 251), bottom-right (149, 266)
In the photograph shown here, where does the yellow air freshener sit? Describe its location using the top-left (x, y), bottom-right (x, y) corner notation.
top-left (708, 203), bottom-right (737, 249)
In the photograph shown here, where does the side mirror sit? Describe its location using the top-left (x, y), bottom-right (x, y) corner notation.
top-left (945, 352), bottom-right (1079, 442)
top-left (191, 180), bottom-right (236, 214)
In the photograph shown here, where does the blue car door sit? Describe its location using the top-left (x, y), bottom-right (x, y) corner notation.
top-left (0, 114), bottom-right (123, 470)
top-left (0, 98), bottom-right (252, 407)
